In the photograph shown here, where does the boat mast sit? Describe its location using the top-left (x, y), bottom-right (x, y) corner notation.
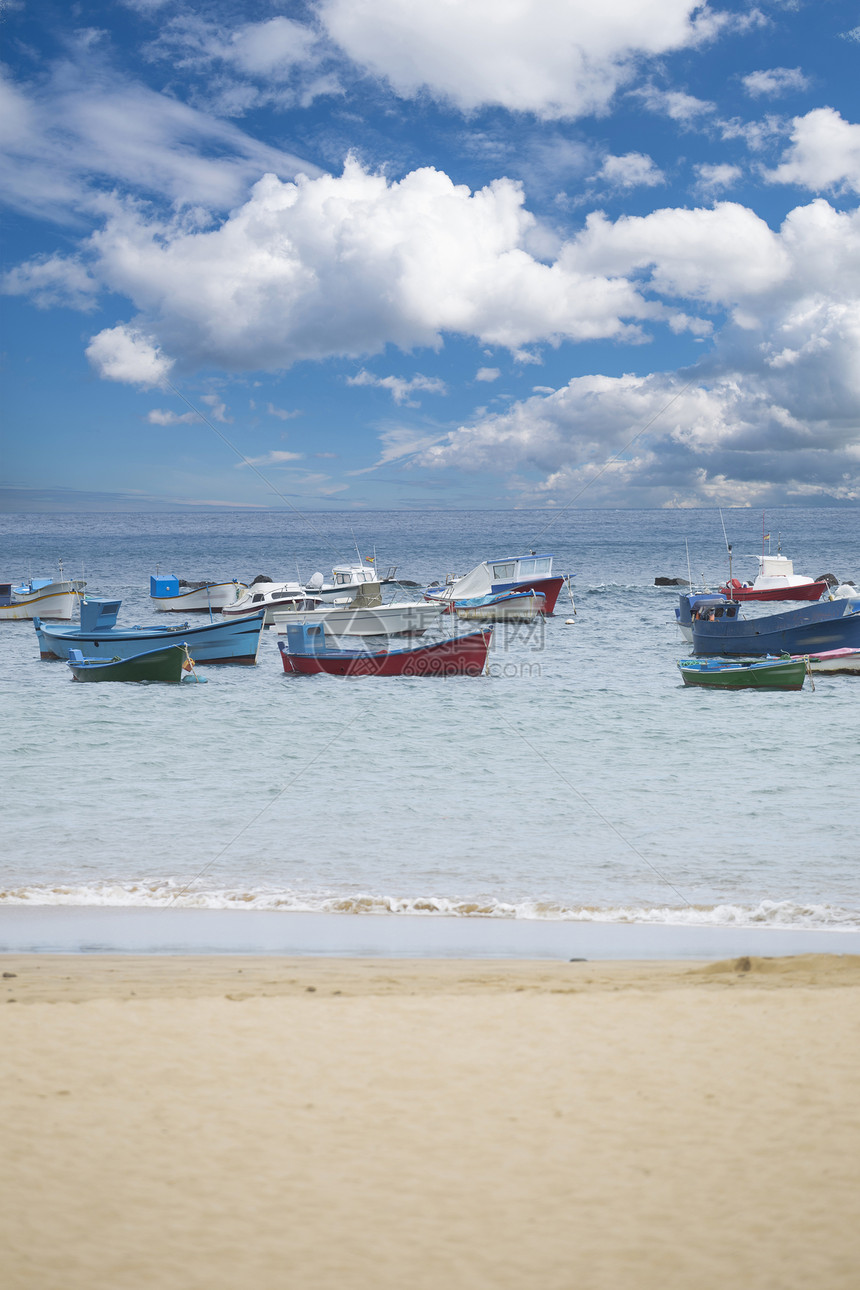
top-left (719, 509), bottom-right (732, 585)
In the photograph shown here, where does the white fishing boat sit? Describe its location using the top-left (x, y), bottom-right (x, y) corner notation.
top-left (221, 579), bottom-right (317, 625)
top-left (305, 561), bottom-right (400, 604)
top-left (0, 575), bottom-right (86, 621)
top-left (425, 553), bottom-right (566, 616)
top-left (274, 582), bottom-right (443, 636)
top-left (149, 575), bottom-right (246, 612)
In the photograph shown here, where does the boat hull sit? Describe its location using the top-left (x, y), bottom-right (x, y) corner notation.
top-left (68, 645), bottom-right (187, 683)
top-left (150, 582), bottom-right (246, 612)
top-left (691, 599), bottom-right (860, 657)
top-left (279, 628), bottom-right (493, 677)
top-left (719, 581), bottom-right (827, 602)
top-left (0, 581), bottom-right (83, 621)
top-left (803, 648), bottom-right (860, 675)
top-left (454, 592), bottom-right (545, 622)
top-left (678, 658), bottom-right (807, 690)
top-left (36, 610), bottom-right (265, 665)
top-left (274, 602), bottom-right (443, 636)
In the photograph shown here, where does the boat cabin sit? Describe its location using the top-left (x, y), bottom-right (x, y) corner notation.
top-left (0, 582), bottom-right (12, 608)
top-left (675, 593), bottom-right (741, 628)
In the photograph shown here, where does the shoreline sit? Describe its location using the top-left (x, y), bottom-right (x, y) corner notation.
top-left (0, 903), bottom-right (858, 958)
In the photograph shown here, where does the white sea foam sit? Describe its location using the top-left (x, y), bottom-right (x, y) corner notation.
top-left (1, 883), bottom-right (856, 930)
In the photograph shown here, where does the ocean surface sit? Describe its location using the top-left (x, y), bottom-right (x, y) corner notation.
top-left (1, 507), bottom-right (858, 942)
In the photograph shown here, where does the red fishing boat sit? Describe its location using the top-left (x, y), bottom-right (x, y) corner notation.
top-left (719, 554), bottom-right (828, 602)
top-left (278, 624), bottom-right (493, 676)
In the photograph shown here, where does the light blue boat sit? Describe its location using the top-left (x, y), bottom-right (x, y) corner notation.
top-left (35, 598), bottom-right (264, 665)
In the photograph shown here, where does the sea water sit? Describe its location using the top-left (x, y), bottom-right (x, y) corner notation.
top-left (1, 507), bottom-right (858, 939)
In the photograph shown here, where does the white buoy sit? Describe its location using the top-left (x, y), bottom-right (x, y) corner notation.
top-left (565, 618), bottom-right (576, 625)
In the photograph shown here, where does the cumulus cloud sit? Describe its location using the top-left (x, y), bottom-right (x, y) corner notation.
top-left (347, 369), bottom-right (447, 405)
top-left (764, 107), bottom-right (860, 194)
top-left (742, 67), bottom-right (810, 99)
top-left (476, 367), bottom-right (500, 382)
top-left (30, 158), bottom-right (704, 381)
top-left (408, 200), bottom-right (860, 505)
top-left (595, 152), bottom-right (665, 189)
top-left (86, 324), bottom-right (173, 387)
top-left (319, 0), bottom-right (726, 119)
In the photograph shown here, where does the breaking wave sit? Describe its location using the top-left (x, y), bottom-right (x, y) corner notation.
top-left (0, 882), bottom-right (857, 930)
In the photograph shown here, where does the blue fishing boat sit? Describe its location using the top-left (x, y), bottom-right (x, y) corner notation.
top-left (691, 596), bottom-right (860, 658)
top-left (675, 592), bottom-right (740, 644)
top-left (35, 598), bottom-right (264, 664)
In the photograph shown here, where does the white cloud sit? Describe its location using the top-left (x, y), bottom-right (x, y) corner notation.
top-left (2, 254), bottom-right (99, 310)
top-left (409, 200), bottom-right (860, 505)
top-left (241, 450), bottom-right (304, 466)
top-left (694, 163), bottom-right (742, 195)
top-left (742, 67), bottom-right (810, 99)
top-left (146, 408), bottom-right (199, 425)
top-left (765, 108), bottom-right (860, 194)
top-left (347, 369), bottom-right (448, 405)
top-left (0, 61), bottom-right (320, 224)
top-left (267, 403), bottom-right (300, 420)
top-left (476, 367), bottom-right (500, 382)
top-left (144, 14), bottom-right (329, 113)
top-left (200, 394), bottom-right (231, 423)
top-left (39, 158), bottom-right (701, 382)
top-left (86, 324), bottom-right (173, 387)
top-left (319, 0), bottom-right (726, 119)
top-left (596, 152), bottom-right (664, 189)
top-left (633, 86), bottom-right (715, 124)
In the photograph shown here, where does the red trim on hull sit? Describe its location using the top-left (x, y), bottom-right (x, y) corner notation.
top-left (509, 575), bottom-right (564, 614)
top-left (719, 581), bottom-right (827, 602)
top-left (280, 630), bottom-right (492, 677)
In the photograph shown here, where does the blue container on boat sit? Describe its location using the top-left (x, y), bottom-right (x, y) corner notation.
top-left (78, 599), bottom-right (122, 632)
top-left (150, 575), bottom-right (179, 597)
top-left (286, 622), bottom-right (327, 655)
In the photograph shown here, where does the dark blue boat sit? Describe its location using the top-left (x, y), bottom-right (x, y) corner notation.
top-left (35, 598), bottom-right (265, 664)
top-left (675, 592), bottom-right (740, 644)
top-left (691, 596), bottom-right (860, 657)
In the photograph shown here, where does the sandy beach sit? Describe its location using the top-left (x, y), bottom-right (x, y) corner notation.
top-left (3, 952), bottom-right (859, 1290)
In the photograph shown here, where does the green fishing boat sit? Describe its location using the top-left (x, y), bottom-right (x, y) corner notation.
top-left (67, 644), bottom-right (189, 683)
top-left (678, 655), bottom-right (807, 690)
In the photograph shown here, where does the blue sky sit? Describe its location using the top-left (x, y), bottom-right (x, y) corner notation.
top-left (2, 0), bottom-right (859, 510)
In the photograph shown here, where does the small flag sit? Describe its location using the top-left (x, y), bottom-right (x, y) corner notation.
top-left (763, 533), bottom-right (770, 540)
top-left (366, 555), bottom-right (374, 562)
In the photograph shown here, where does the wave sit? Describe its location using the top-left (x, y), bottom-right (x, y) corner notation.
top-left (1, 882), bottom-right (857, 930)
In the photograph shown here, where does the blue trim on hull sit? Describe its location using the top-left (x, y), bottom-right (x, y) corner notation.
top-left (35, 609), bottom-right (265, 664)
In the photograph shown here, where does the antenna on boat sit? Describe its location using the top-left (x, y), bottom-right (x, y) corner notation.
top-left (685, 539), bottom-right (694, 590)
top-left (719, 509), bottom-right (732, 585)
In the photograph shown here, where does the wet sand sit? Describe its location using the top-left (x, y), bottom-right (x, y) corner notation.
top-left (2, 953), bottom-right (859, 1289)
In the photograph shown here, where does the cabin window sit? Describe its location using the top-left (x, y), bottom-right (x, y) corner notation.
top-left (335, 573), bottom-right (351, 585)
top-left (534, 557), bottom-right (551, 575)
top-left (492, 562), bottom-right (517, 580)
top-left (252, 593), bottom-right (264, 602)
top-left (517, 559), bottom-right (536, 578)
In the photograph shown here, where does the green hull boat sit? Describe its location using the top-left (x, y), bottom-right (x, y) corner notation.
top-left (67, 644), bottom-right (188, 683)
top-left (678, 656), bottom-right (807, 690)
